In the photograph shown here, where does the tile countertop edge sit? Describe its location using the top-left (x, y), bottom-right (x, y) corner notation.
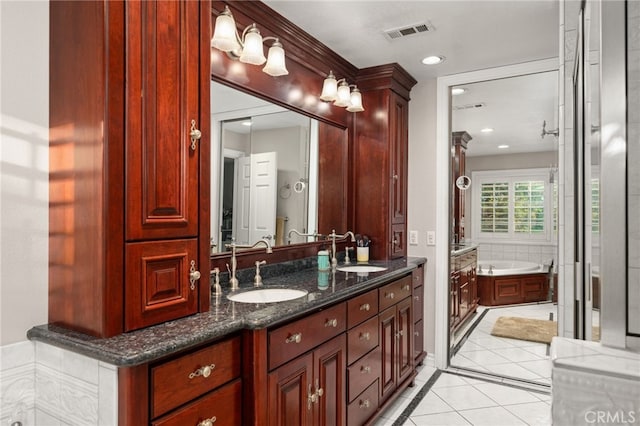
top-left (27, 257), bottom-right (426, 367)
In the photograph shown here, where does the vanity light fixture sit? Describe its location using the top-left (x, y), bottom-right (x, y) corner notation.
top-left (211, 5), bottom-right (289, 77)
top-left (319, 71), bottom-right (364, 112)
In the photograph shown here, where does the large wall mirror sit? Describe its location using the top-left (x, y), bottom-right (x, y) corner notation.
top-left (210, 81), bottom-right (348, 256)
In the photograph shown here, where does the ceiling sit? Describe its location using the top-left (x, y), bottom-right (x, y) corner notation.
top-left (217, 0), bottom-right (561, 157)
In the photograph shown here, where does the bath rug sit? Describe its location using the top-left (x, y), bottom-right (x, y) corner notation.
top-left (491, 316), bottom-right (600, 344)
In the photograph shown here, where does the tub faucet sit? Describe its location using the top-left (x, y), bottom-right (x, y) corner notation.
top-left (488, 265), bottom-right (494, 275)
top-left (328, 230), bottom-right (356, 268)
top-left (225, 239), bottom-right (273, 290)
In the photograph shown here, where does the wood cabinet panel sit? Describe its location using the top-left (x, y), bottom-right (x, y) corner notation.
top-left (125, 0), bottom-right (200, 241)
top-left (378, 306), bottom-right (396, 402)
top-left (413, 286), bottom-right (424, 323)
top-left (390, 94), bottom-right (408, 225)
top-left (347, 347), bottom-right (381, 403)
top-left (379, 275), bottom-right (412, 311)
top-left (347, 289), bottom-right (378, 329)
top-left (314, 335), bottom-right (347, 426)
top-left (125, 239), bottom-right (199, 331)
top-left (268, 303), bottom-right (346, 370)
top-left (152, 379), bottom-right (242, 426)
top-left (396, 297), bottom-right (413, 385)
top-left (268, 353), bottom-right (313, 426)
top-left (347, 316), bottom-right (379, 365)
top-left (151, 336), bottom-right (241, 418)
top-left (347, 379), bottom-right (379, 426)
top-left (414, 319), bottom-right (424, 363)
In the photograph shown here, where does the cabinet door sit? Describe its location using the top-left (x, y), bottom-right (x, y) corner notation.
top-left (389, 93), bottom-right (408, 225)
top-left (450, 272), bottom-right (460, 326)
top-left (125, 0), bottom-right (201, 241)
top-left (125, 239), bottom-right (198, 331)
top-left (396, 297), bottom-right (413, 385)
top-left (268, 353), bottom-right (313, 426)
top-left (379, 306), bottom-right (397, 402)
top-left (314, 335), bottom-right (346, 426)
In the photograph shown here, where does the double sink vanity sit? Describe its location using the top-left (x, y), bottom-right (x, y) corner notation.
top-left (29, 257), bottom-right (426, 425)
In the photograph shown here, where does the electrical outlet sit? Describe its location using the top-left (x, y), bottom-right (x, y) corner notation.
top-left (427, 231), bottom-right (436, 246)
top-left (409, 230), bottom-right (418, 245)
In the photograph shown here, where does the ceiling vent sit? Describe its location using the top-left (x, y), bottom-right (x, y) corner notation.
top-left (383, 22), bottom-right (434, 41)
top-left (453, 102), bottom-right (486, 111)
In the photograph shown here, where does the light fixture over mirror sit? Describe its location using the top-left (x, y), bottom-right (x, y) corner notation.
top-left (320, 71), bottom-right (364, 112)
top-left (211, 5), bottom-right (289, 77)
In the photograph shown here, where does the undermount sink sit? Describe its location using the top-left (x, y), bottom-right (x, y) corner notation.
top-left (227, 288), bottom-right (308, 304)
top-left (336, 265), bottom-right (388, 273)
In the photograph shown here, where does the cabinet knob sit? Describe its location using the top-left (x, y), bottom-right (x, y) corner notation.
top-left (188, 363), bottom-right (216, 379)
top-left (359, 399), bottom-right (371, 409)
top-left (359, 303), bottom-right (370, 311)
top-left (359, 332), bottom-right (370, 341)
top-left (414, 331), bottom-right (420, 337)
top-left (189, 260), bottom-right (201, 290)
top-left (197, 417), bottom-right (217, 426)
top-left (190, 119), bottom-right (202, 151)
top-left (414, 295), bottom-right (420, 301)
top-left (286, 332), bottom-right (302, 344)
top-left (325, 318), bottom-right (338, 328)
top-left (402, 284), bottom-right (411, 291)
top-left (385, 292), bottom-right (395, 300)
top-left (360, 365), bottom-right (371, 374)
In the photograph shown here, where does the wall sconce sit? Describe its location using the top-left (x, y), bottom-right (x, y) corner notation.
top-left (211, 5), bottom-right (289, 77)
top-left (319, 71), bottom-right (364, 112)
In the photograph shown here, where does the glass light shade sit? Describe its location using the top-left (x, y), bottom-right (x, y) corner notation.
top-left (334, 81), bottom-right (351, 107)
top-left (319, 72), bottom-right (338, 101)
top-left (346, 88), bottom-right (364, 112)
top-left (262, 40), bottom-right (289, 76)
top-left (211, 8), bottom-right (241, 52)
top-left (240, 26), bottom-right (266, 65)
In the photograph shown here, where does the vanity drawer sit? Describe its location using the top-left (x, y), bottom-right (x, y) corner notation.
top-left (413, 285), bottom-right (424, 323)
top-left (412, 265), bottom-right (424, 289)
top-left (347, 379), bottom-right (379, 426)
top-left (347, 347), bottom-right (380, 402)
top-left (347, 289), bottom-right (378, 328)
top-left (151, 336), bottom-right (241, 418)
top-left (379, 275), bottom-right (412, 311)
top-left (347, 316), bottom-right (379, 365)
top-left (268, 302), bottom-right (346, 370)
top-left (152, 379), bottom-right (242, 426)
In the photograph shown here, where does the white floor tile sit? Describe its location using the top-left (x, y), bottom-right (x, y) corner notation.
top-left (409, 391), bottom-right (454, 416)
top-left (431, 373), bottom-right (470, 389)
top-left (518, 359), bottom-right (552, 378)
top-left (433, 385), bottom-right (499, 411)
top-left (458, 406), bottom-right (528, 426)
top-left (491, 347), bottom-right (544, 362)
top-left (468, 336), bottom-right (517, 350)
top-left (460, 349), bottom-right (512, 365)
top-left (482, 362), bottom-right (543, 380)
top-left (410, 411), bottom-right (472, 425)
top-left (504, 401), bottom-right (552, 426)
top-left (378, 395), bottom-right (411, 421)
top-left (473, 382), bottom-right (541, 406)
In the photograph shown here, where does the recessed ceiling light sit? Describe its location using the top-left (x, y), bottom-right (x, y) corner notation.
top-left (451, 87), bottom-right (466, 95)
top-left (498, 144), bottom-right (509, 149)
top-left (241, 120), bottom-right (252, 126)
top-left (480, 127), bottom-right (494, 133)
top-left (421, 55), bottom-right (445, 65)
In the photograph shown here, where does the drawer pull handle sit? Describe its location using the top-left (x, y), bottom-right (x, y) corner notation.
top-left (359, 399), bottom-right (371, 409)
top-left (415, 295), bottom-right (420, 301)
top-left (359, 303), bottom-right (370, 311)
top-left (359, 332), bottom-right (370, 341)
top-left (325, 318), bottom-right (338, 328)
top-left (415, 331), bottom-right (420, 337)
top-left (402, 284), bottom-right (410, 291)
top-left (198, 417), bottom-right (217, 426)
top-left (395, 330), bottom-right (404, 339)
top-left (189, 260), bottom-right (201, 291)
top-left (360, 365), bottom-right (371, 374)
top-left (385, 292), bottom-right (395, 299)
top-left (189, 363), bottom-right (216, 379)
top-left (286, 332), bottom-right (302, 344)
top-left (190, 119), bottom-right (202, 151)
top-left (307, 380), bottom-right (324, 410)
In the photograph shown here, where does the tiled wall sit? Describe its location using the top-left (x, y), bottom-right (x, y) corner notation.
top-left (476, 243), bottom-right (557, 269)
top-left (628, 0), bottom-right (640, 336)
top-left (0, 341), bottom-right (117, 425)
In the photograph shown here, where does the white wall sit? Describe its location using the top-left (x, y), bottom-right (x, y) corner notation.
top-left (407, 79), bottom-right (438, 355)
top-left (0, 0), bottom-right (49, 346)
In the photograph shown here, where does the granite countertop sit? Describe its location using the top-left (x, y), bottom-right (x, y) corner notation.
top-left (27, 257), bottom-right (425, 367)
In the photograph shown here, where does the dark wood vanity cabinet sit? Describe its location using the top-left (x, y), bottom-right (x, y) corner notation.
top-left (412, 264), bottom-right (426, 365)
top-left (48, 0), bottom-right (211, 337)
top-left (355, 65), bottom-right (417, 260)
top-left (450, 248), bottom-right (478, 331)
top-left (452, 131), bottom-right (471, 243)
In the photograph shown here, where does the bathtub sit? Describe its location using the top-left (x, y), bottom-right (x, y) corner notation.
top-left (477, 260), bottom-right (551, 306)
top-left (477, 260), bottom-right (544, 276)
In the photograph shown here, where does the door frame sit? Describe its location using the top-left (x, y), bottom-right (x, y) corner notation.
top-left (434, 58), bottom-right (559, 369)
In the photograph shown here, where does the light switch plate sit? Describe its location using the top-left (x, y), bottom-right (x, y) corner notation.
top-left (409, 230), bottom-right (418, 245)
top-left (427, 231), bottom-right (436, 246)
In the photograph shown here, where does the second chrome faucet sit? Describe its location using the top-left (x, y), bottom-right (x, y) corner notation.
top-left (225, 238), bottom-right (273, 290)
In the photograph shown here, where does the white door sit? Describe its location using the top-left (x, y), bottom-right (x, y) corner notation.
top-left (233, 156), bottom-right (251, 245)
top-left (250, 152), bottom-right (277, 244)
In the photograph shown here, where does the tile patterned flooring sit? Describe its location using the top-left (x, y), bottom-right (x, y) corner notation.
top-left (374, 303), bottom-right (556, 425)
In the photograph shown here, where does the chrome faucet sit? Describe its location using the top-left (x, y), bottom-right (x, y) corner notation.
top-left (287, 228), bottom-right (323, 244)
top-left (328, 230), bottom-right (356, 268)
top-left (225, 239), bottom-right (273, 290)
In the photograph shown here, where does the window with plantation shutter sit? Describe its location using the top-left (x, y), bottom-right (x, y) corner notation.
top-left (472, 169), bottom-right (554, 242)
